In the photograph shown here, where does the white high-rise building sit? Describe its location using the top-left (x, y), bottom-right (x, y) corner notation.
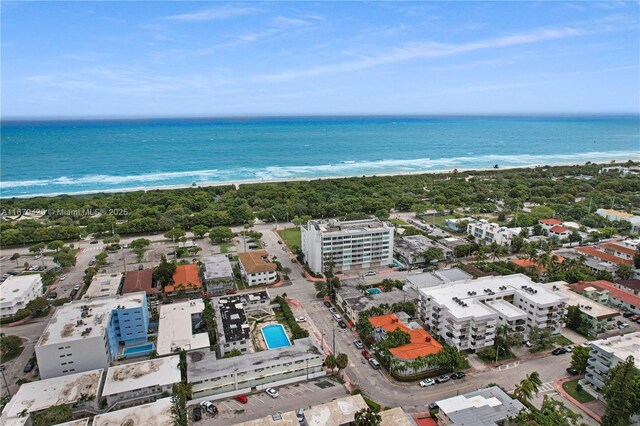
top-left (419, 274), bottom-right (568, 351)
top-left (301, 219), bottom-right (394, 274)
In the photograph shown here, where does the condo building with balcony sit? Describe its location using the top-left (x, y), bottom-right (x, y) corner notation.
top-left (581, 332), bottom-right (640, 403)
top-left (419, 274), bottom-right (568, 351)
top-left (301, 219), bottom-right (394, 274)
top-left (466, 220), bottom-right (520, 246)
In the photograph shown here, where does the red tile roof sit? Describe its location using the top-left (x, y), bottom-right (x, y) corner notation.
top-left (615, 279), bottom-right (640, 292)
top-left (165, 264), bottom-right (201, 294)
top-left (599, 242), bottom-right (637, 257)
top-left (539, 219), bottom-right (563, 226)
top-left (571, 280), bottom-right (640, 307)
top-left (238, 250), bottom-right (278, 274)
top-left (575, 246), bottom-right (634, 265)
top-left (549, 225), bottom-right (570, 234)
top-left (122, 269), bottom-right (158, 295)
top-left (368, 314), bottom-right (443, 360)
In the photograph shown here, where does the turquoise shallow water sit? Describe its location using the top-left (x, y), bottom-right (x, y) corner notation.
top-left (261, 324), bottom-right (291, 350)
top-left (1, 116), bottom-right (639, 197)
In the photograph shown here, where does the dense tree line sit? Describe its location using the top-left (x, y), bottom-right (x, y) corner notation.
top-left (2, 162), bottom-right (639, 246)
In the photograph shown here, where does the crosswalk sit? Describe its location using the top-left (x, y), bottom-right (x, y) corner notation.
top-left (539, 382), bottom-right (555, 393)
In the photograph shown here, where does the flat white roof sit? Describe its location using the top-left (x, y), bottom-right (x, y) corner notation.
top-left (591, 332), bottom-right (640, 368)
top-left (0, 274), bottom-right (41, 303)
top-left (38, 292), bottom-right (146, 346)
top-left (438, 394), bottom-right (502, 414)
top-left (102, 355), bottom-right (181, 397)
top-left (156, 299), bottom-right (210, 356)
top-left (304, 395), bottom-right (368, 426)
top-left (202, 255), bottom-right (234, 280)
top-left (486, 299), bottom-right (527, 319)
top-left (420, 274), bottom-right (569, 319)
top-left (553, 285), bottom-right (618, 319)
top-left (93, 397), bottom-right (173, 426)
top-left (1, 369), bottom-right (103, 419)
top-left (83, 273), bottom-right (122, 299)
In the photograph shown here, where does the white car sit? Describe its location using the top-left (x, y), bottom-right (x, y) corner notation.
top-left (333, 313), bottom-right (342, 321)
top-left (266, 387), bottom-right (279, 398)
top-left (419, 378), bottom-right (435, 387)
top-left (59, 275), bottom-right (67, 281)
top-left (199, 401), bottom-right (217, 414)
top-left (296, 316), bottom-right (306, 322)
top-left (364, 271), bottom-right (376, 276)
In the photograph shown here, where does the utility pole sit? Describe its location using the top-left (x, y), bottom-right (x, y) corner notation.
top-left (0, 365), bottom-right (11, 398)
top-left (332, 329), bottom-right (336, 355)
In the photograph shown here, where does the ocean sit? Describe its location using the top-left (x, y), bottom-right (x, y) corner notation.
top-left (1, 116), bottom-right (639, 198)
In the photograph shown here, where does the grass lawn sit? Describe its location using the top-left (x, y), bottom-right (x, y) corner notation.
top-left (220, 242), bottom-right (232, 253)
top-left (277, 228), bottom-right (301, 250)
top-left (234, 277), bottom-right (247, 291)
top-left (552, 335), bottom-right (574, 346)
top-left (562, 379), bottom-right (596, 403)
top-left (0, 346), bottom-right (24, 363)
top-left (388, 218), bottom-right (409, 226)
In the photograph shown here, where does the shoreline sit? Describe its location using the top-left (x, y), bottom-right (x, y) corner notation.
top-left (2, 158), bottom-right (636, 200)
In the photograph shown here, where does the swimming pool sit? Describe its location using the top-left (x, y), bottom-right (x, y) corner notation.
top-left (367, 288), bottom-right (382, 295)
top-left (261, 324), bottom-right (291, 350)
top-left (123, 343), bottom-right (154, 357)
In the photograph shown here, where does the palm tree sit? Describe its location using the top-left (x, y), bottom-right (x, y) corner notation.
top-left (336, 353), bottom-right (348, 377)
top-left (513, 371), bottom-right (542, 404)
top-left (354, 407), bottom-right (381, 425)
top-left (324, 354), bottom-right (337, 375)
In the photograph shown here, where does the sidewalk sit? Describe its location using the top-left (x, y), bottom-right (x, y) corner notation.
top-left (555, 377), bottom-right (602, 423)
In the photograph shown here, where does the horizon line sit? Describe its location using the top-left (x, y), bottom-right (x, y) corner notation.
top-left (2, 112), bottom-right (640, 122)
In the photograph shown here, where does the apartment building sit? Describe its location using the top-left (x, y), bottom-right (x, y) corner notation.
top-left (570, 280), bottom-right (640, 315)
top-left (201, 255), bottom-right (235, 295)
top-left (419, 274), bottom-right (568, 351)
top-left (102, 356), bottom-right (181, 410)
top-left (93, 398), bottom-right (173, 426)
top-left (164, 264), bottom-right (202, 298)
top-left (84, 273), bottom-right (122, 299)
top-left (0, 274), bottom-right (43, 318)
top-left (213, 290), bottom-right (270, 357)
top-left (156, 299), bottom-right (210, 356)
top-left (369, 313), bottom-right (443, 378)
top-left (301, 219), bottom-right (394, 274)
top-left (187, 337), bottom-right (325, 399)
top-left (466, 220), bottom-right (519, 246)
top-left (35, 292), bottom-right (148, 379)
top-left (0, 369), bottom-right (103, 425)
top-left (237, 250), bottom-right (278, 286)
top-left (393, 234), bottom-right (452, 267)
top-left (553, 284), bottom-right (619, 336)
top-left (434, 386), bottom-right (525, 426)
top-left (581, 332), bottom-right (640, 400)
top-left (596, 208), bottom-right (640, 232)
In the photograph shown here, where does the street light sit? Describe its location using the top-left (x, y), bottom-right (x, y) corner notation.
top-left (495, 345), bottom-right (505, 364)
top-left (271, 215), bottom-right (279, 231)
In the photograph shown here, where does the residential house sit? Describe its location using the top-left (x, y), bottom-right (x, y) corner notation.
top-left (121, 269), bottom-right (159, 298)
top-left (237, 250), bottom-right (278, 286)
top-left (434, 386), bottom-right (525, 426)
top-left (165, 264), bottom-right (202, 298)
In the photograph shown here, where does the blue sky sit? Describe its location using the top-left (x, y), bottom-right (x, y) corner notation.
top-left (1, 1), bottom-right (639, 117)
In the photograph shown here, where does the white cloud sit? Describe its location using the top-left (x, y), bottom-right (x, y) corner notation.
top-left (256, 19), bottom-right (634, 82)
top-left (165, 6), bottom-right (259, 22)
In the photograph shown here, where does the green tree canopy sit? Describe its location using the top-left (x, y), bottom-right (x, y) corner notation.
top-left (601, 355), bottom-right (640, 426)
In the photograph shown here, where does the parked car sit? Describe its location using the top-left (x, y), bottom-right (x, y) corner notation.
top-left (70, 289), bottom-right (78, 298)
top-left (364, 271), bottom-right (376, 276)
top-left (7, 271), bottom-right (18, 276)
top-left (34, 255), bottom-right (41, 260)
top-left (23, 359), bottom-right (35, 373)
top-left (338, 320), bottom-right (347, 329)
top-left (59, 275), bottom-right (67, 281)
top-left (525, 341), bottom-right (533, 348)
top-left (266, 388), bottom-right (279, 398)
top-left (435, 375), bottom-right (450, 383)
top-left (419, 378), bottom-right (435, 387)
top-left (565, 346), bottom-right (573, 352)
top-left (329, 307), bottom-right (338, 314)
top-left (277, 240), bottom-right (283, 244)
top-left (361, 350), bottom-right (372, 360)
top-left (566, 367), bottom-right (579, 375)
top-left (296, 408), bottom-right (305, 423)
top-left (368, 358), bottom-right (381, 369)
top-left (234, 395), bottom-right (248, 404)
top-left (332, 313), bottom-right (341, 321)
top-left (47, 292), bottom-right (58, 300)
top-left (323, 301), bottom-right (332, 308)
top-left (353, 340), bottom-right (364, 349)
top-left (90, 240), bottom-right (99, 244)
top-left (193, 407), bottom-right (202, 422)
top-left (291, 259), bottom-right (297, 263)
top-left (623, 312), bottom-right (635, 318)
top-left (630, 315), bottom-right (640, 321)
top-left (618, 323), bottom-right (630, 329)
top-left (200, 401), bottom-right (217, 415)
top-left (552, 348), bottom-right (568, 355)
top-left (428, 402), bottom-right (438, 410)
top-left (451, 372), bottom-right (466, 380)
top-left (296, 316), bottom-right (306, 322)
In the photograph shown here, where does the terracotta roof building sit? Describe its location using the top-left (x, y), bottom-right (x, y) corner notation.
top-left (575, 246), bottom-right (634, 266)
top-left (614, 279), bottom-right (640, 295)
top-left (599, 242), bottom-right (637, 259)
top-left (539, 218), bottom-right (563, 226)
top-left (511, 255), bottom-right (565, 274)
top-left (165, 264), bottom-right (201, 297)
top-left (122, 269), bottom-right (159, 296)
top-left (368, 313), bottom-right (443, 377)
top-left (570, 280), bottom-right (640, 315)
top-left (237, 250), bottom-right (278, 286)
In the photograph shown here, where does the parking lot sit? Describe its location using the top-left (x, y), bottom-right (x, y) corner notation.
top-left (192, 379), bottom-right (347, 425)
